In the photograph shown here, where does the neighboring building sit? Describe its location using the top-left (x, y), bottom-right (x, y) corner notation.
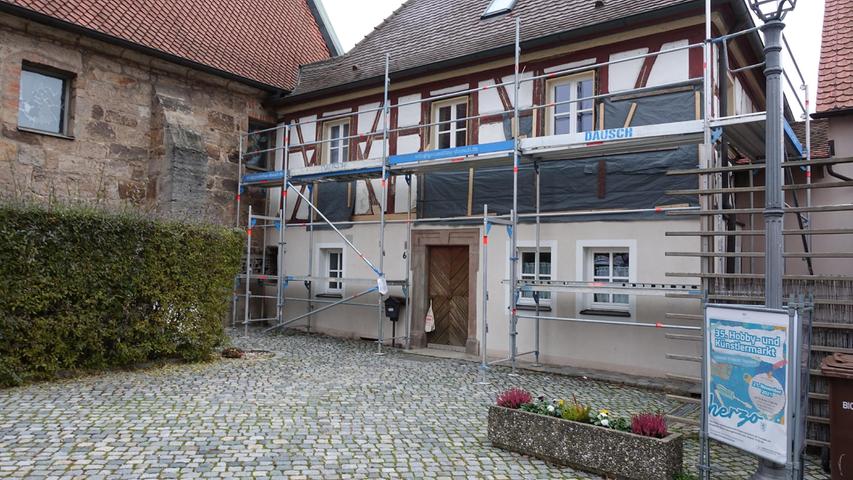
top-left (248, 0), bottom-right (792, 378)
top-left (808, 0), bottom-right (853, 276)
top-left (0, 0), bottom-right (339, 222)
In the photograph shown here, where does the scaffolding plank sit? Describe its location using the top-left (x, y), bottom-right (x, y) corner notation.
top-left (667, 180), bottom-right (853, 195)
top-left (516, 279), bottom-right (702, 296)
top-left (666, 228), bottom-right (853, 236)
top-left (667, 251), bottom-right (853, 258)
top-left (666, 204), bottom-right (853, 215)
top-left (667, 272), bottom-right (853, 282)
top-left (667, 156), bottom-right (853, 176)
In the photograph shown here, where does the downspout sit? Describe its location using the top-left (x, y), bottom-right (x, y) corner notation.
top-left (827, 141), bottom-right (853, 180)
top-left (719, 43), bottom-right (737, 273)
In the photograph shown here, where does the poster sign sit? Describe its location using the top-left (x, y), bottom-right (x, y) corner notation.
top-left (705, 305), bottom-right (792, 465)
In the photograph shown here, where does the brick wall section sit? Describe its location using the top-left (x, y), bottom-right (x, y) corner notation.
top-left (0, 12), bottom-right (273, 224)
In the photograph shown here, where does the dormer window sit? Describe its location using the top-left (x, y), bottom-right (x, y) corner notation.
top-left (482, 0), bottom-right (516, 18)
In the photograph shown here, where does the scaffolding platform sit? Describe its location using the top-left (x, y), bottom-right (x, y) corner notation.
top-left (517, 279), bottom-right (703, 297)
top-left (242, 115), bottom-right (804, 189)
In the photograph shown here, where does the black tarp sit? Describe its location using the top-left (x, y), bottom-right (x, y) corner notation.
top-left (313, 89), bottom-right (700, 224)
top-left (419, 89), bottom-right (700, 222)
top-left (314, 181), bottom-right (353, 227)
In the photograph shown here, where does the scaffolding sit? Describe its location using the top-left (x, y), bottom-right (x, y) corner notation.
top-left (229, 2), bottom-right (846, 476)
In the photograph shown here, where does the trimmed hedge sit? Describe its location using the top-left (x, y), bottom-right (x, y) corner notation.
top-left (0, 204), bottom-right (244, 387)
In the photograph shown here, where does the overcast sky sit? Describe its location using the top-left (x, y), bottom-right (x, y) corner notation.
top-left (322, 0), bottom-right (824, 116)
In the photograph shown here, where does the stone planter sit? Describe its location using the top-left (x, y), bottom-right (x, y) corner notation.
top-left (488, 406), bottom-right (682, 480)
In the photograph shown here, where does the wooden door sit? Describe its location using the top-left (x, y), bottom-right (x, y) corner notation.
top-left (427, 245), bottom-right (469, 347)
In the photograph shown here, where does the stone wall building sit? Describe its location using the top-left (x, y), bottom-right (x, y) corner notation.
top-left (0, 0), bottom-right (340, 223)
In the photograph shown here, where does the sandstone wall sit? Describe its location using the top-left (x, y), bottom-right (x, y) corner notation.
top-left (0, 12), bottom-right (274, 224)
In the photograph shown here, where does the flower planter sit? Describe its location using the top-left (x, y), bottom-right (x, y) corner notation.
top-left (488, 406), bottom-right (682, 480)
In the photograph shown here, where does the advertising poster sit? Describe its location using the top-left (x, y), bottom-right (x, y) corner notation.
top-left (705, 306), bottom-right (792, 465)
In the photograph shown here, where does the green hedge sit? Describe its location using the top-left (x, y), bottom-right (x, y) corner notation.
top-left (0, 204), bottom-right (244, 387)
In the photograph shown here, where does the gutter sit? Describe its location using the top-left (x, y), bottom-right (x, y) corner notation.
top-left (812, 107), bottom-right (853, 119)
top-left (276, 0), bottom-right (732, 107)
top-left (307, 0), bottom-right (344, 57)
top-left (0, 1), bottom-right (286, 94)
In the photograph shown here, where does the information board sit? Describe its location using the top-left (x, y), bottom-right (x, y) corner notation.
top-left (705, 305), bottom-right (793, 465)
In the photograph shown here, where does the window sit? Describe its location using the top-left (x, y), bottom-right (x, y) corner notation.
top-left (324, 120), bottom-right (350, 164)
top-left (432, 98), bottom-right (467, 150)
top-left (591, 251), bottom-right (630, 306)
top-left (18, 64), bottom-right (72, 136)
top-left (547, 73), bottom-right (594, 135)
top-left (576, 240), bottom-right (636, 316)
top-left (519, 248), bottom-right (552, 307)
top-left (245, 122), bottom-right (276, 170)
top-left (322, 248), bottom-right (344, 294)
top-left (482, 0), bottom-right (517, 17)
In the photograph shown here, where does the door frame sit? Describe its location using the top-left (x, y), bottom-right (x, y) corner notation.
top-left (411, 228), bottom-right (480, 354)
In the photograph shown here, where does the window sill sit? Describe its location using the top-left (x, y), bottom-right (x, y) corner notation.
top-left (516, 304), bottom-right (552, 312)
top-left (579, 308), bottom-right (631, 318)
top-left (316, 293), bottom-right (343, 299)
top-left (17, 126), bottom-right (74, 141)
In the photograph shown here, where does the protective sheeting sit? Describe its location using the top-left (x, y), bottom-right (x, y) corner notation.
top-left (604, 89), bottom-right (697, 128)
top-left (418, 89), bottom-right (700, 223)
top-left (419, 145), bottom-right (698, 222)
top-left (314, 181), bottom-right (353, 228)
top-left (309, 90), bottom-right (700, 224)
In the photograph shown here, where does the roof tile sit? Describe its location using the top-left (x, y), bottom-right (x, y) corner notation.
top-left (1, 0), bottom-right (331, 91)
top-left (816, 0), bottom-right (853, 114)
top-left (289, 0), bottom-right (695, 97)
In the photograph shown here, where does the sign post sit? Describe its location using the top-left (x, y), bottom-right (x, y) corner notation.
top-left (704, 304), bottom-right (801, 471)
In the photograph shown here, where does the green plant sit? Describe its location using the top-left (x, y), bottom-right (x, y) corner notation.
top-left (0, 203), bottom-right (244, 387)
top-left (519, 396), bottom-right (561, 417)
top-left (610, 417), bottom-right (631, 432)
top-left (673, 470), bottom-right (698, 480)
top-left (561, 395), bottom-right (592, 423)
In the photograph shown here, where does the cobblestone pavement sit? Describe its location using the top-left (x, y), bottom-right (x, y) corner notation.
top-left (0, 329), bottom-right (829, 479)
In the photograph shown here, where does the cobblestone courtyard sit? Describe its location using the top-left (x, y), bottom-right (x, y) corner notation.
top-left (0, 330), bottom-right (829, 479)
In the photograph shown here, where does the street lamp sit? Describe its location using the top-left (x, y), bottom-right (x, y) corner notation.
top-left (748, 0), bottom-right (797, 22)
top-left (747, 2), bottom-right (797, 480)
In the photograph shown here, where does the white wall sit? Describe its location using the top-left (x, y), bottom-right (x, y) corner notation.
top-left (271, 218), bottom-right (703, 378)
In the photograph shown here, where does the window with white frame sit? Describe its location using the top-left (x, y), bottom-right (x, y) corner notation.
top-left (18, 64), bottom-right (73, 136)
top-left (324, 120), bottom-right (350, 164)
top-left (322, 248), bottom-right (344, 294)
top-left (519, 248), bottom-right (552, 307)
top-left (432, 98), bottom-right (468, 149)
top-left (590, 250), bottom-right (630, 307)
top-left (547, 73), bottom-right (594, 135)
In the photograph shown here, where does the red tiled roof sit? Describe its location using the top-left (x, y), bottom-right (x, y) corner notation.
top-left (1, 0), bottom-right (332, 91)
top-left (816, 0), bottom-right (853, 114)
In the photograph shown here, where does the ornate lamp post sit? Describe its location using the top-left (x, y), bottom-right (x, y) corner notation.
top-left (746, 2), bottom-right (796, 479)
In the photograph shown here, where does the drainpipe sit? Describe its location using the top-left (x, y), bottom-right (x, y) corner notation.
top-left (719, 44), bottom-right (737, 274)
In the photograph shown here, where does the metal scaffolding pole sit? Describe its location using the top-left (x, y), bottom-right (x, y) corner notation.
top-left (533, 162), bottom-right (542, 366)
top-left (276, 125), bottom-right (290, 326)
top-left (307, 183), bottom-right (315, 333)
top-left (508, 17), bottom-right (521, 375)
top-left (404, 174), bottom-right (413, 349)
top-left (244, 205), bottom-right (253, 336)
top-left (698, 0), bottom-right (712, 477)
top-left (377, 53), bottom-right (391, 356)
top-left (478, 204), bottom-right (491, 384)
